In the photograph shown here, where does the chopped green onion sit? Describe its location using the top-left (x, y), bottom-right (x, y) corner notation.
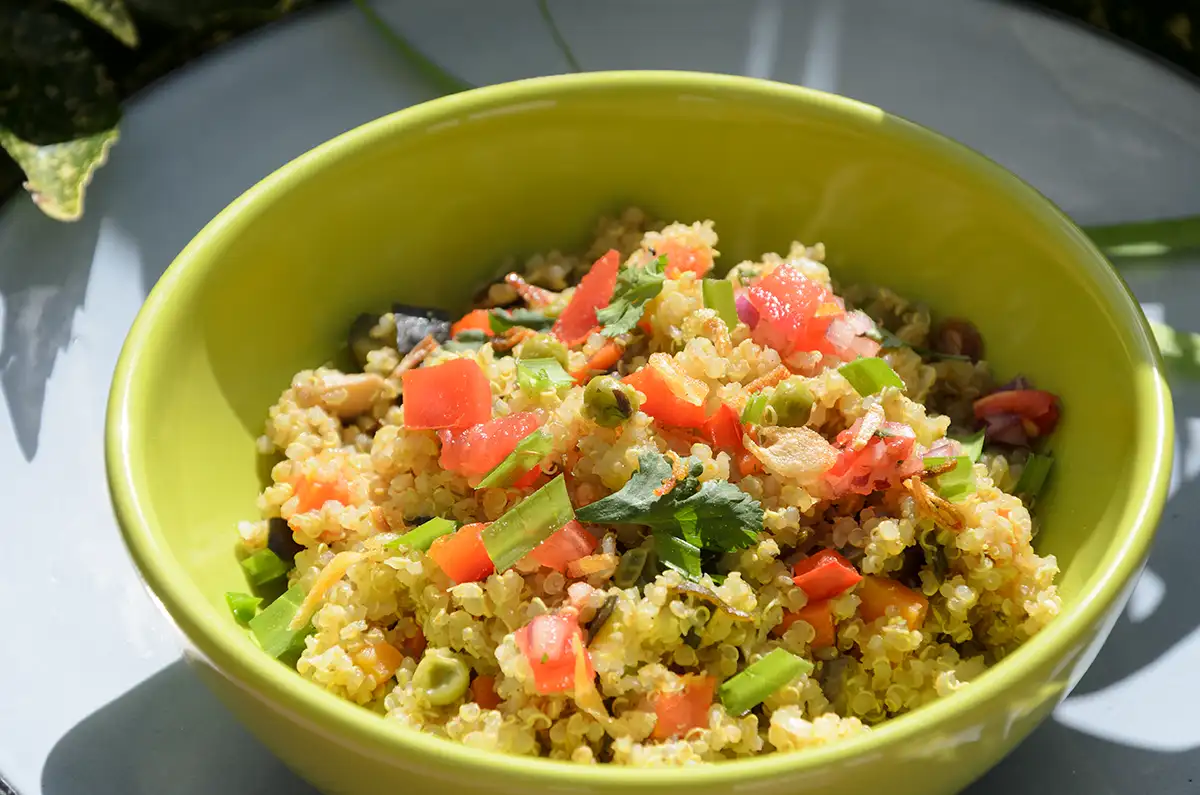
top-left (954, 429), bottom-right (986, 463)
top-left (489, 308), bottom-right (555, 334)
top-left (477, 429), bottom-right (554, 488)
top-left (1015, 454), bottom-right (1054, 500)
top-left (385, 517), bottom-right (457, 551)
top-left (613, 547), bottom-right (650, 588)
top-left (442, 339), bottom-right (485, 353)
top-left (249, 582), bottom-right (313, 660)
top-left (718, 648), bottom-right (814, 715)
top-left (225, 592), bottom-right (261, 625)
top-left (702, 279), bottom-right (739, 330)
top-left (653, 529), bottom-right (702, 580)
top-left (240, 548), bottom-right (288, 586)
top-left (516, 357), bottom-right (575, 394)
top-left (482, 474), bottom-right (575, 571)
top-left (454, 329), bottom-right (489, 343)
top-left (838, 357), bottom-right (905, 396)
top-left (741, 392), bottom-right (769, 424)
top-left (926, 455), bottom-right (976, 502)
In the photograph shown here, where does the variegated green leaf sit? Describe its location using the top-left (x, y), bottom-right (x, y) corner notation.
top-left (0, 126), bottom-right (118, 221)
top-left (56, 0), bottom-right (138, 46)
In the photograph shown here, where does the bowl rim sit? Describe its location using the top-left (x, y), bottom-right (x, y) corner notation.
top-left (106, 70), bottom-right (1173, 786)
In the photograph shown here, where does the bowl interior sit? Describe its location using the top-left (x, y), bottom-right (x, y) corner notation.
top-left (109, 73), bottom-right (1168, 781)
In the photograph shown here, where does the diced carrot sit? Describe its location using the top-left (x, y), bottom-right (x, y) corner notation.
top-left (776, 601), bottom-right (836, 648)
top-left (623, 360), bottom-right (708, 428)
top-left (427, 522), bottom-right (494, 584)
top-left (471, 675), bottom-right (503, 710)
top-left (290, 476), bottom-right (350, 514)
top-left (355, 639), bottom-right (406, 681)
top-left (792, 549), bottom-right (863, 600)
top-left (651, 675), bottom-right (715, 739)
top-left (514, 613), bottom-right (591, 694)
top-left (553, 250), bottom-right (621, 346)
top-left (573, 340), bottom-right (625, 382)
top-left (450, 308), bottom-right (494, 338)
top-left (402, 359), bottom-right (492, 430)
top-left (658, 239), bottom-right (714, 279)
top-left (857, 575), bottom-right (929, 630)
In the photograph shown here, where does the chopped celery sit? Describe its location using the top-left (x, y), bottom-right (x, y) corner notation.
top-left (225, 592), bottom-right (261, 625)
top-left (384, 517), bottom-right (457, 551)
top-left (718, 648), bottom-right (814, 715)
top-left (249, 583), bottom-right (313, 659)
top-left (481, 475), bottom-right (574, 571)
top-left (702, 279), bottom-right (739, 330)
top-left (240, 548), bottom-right (288, 586)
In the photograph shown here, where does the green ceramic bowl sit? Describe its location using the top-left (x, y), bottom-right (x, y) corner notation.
top-left (107, 72), bottom-right (1172, 795)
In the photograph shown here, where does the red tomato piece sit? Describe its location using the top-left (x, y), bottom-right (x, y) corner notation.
top-left (438, 412), bottom-right (540, 477)
top-left (526, 520), bottom-right (598, 573)
top-left (427, 522), bottom-right (494, 585)
top-left (702, 403), bottom-right (745, 454)
top-left (471, 675), bottom-right (502, 710)
top-left (792, 549), bottom-right (863, 600)
top-left (658, 239), bottom-right (714, 279)
top-left (553, 249), bottom-right (621, 346)
top-left (623, 362), bottom-right (709, 428)
top-left (514, 613), bottom-right (592, 694)
top-left (822, 420), bottom-right (921, 497)
top-left (777, 601), bottom-right (837, 648)
top-left (973, 389), bottom-right (1061, 436)
top-left (402, 359), bottom-right (492, 430)
top-left (745, 265), bottom-right (878, 363)
top-left (651, 675), bottom-right (715, 739)
top-left (450, 308), bottom-right (494, 338)
top-left (858, 576), bottom-right (929, 630)
top-left (572, 339), bottom-right (624, 383)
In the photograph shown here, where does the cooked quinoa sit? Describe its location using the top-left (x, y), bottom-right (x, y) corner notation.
top-left (233, 208), bottom-right (1062, 765)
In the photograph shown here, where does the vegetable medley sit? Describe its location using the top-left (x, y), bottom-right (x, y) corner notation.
top-left (230, 209), bottom-right (1063, 765)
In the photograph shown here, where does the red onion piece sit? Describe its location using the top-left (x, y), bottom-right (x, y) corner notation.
top-left (735, 293), bottom-right (759, 328)
top-left (983, 412), bottom-right (1029, 446)
top-left (923, 437), bottom-right (963, 460)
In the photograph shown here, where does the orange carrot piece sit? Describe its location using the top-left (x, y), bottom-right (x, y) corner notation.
top-left (450, 308), bottom-right (494, 338)
top-left (857, 576), bottom-right (929, 630)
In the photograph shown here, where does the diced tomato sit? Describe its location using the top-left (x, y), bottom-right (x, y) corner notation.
top-left (776, 601), bottom-right (837, 648)
top-left (471, 675), bottom-right (503, 710)
top-left (651, 675), bottom-right (715, 739)
top-left (858, 575), bottom-right (929, 630)
top-left (427, 522), bottom-right (494, 584)
top-left (514, 613), bottom-right (592, 694)
top-left (658, 239), bottom-right (714, 279)
top-left (792, 549), bottom-right (863, 600)
top-left (553, 250), bottom-right (621, 346)
top-left (290, 476), bottom-right (350, 514)
top-left (623, 358), bottom-right (709, 428)
top-left (745, 265), bottom-right (877, 363)
top-left (702, 403), bottom-right (745, 454)
top-left (973, 389), bottom-right (1060, 437)
top-left (438, 412), bottom-right (540, 477)
top-left (402, 359), bottom-right (492, 430)
top-left (450, 309), bottom-right (494, 338)
top-left (822, 420), bottom-right (922, 497)
top-left (526, 520), bottom-right (598, 573)
top-left (511, 466), bottom-right (543, 489)
top-left (572, 339), bottom-right (625, 383)
top-left (638, 314), bottom-right (654, 337)
top-left (398, 631), bottom-right (426, 659)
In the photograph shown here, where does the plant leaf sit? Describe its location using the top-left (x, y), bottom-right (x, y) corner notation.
top-left (0, 126), bottom-right (118, 221)
top-left (56, 0), bottom-right (138, 46)
top-left (596, 255), bottom-right (667, 337)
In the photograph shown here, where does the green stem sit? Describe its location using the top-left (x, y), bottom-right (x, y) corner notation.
top-left (537, 0), bottom-right (583, 72)
top-left (351, 0), bottom-right (473, 95)
top-left (1082, 215), bottom-right (1200, 260)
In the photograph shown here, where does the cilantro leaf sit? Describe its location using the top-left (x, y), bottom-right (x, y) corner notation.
top-left (489, 308), bottom-right (555, 334)
top-left (576, 450), bottom-right (764, 576)
top-left (596, 255), bottom-right (667, 337)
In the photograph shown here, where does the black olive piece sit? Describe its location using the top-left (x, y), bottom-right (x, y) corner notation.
top-left (585, 595), bottom-right (619, 643)
top-left (266, 517), bottom-right (304, 564)
top-left (392, 303), bottom-right (452, 355)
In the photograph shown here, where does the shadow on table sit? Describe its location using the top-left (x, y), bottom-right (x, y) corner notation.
top-left (40, 660), bottom-right (317, 795)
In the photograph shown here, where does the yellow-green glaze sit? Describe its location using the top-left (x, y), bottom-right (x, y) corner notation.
top-left (106, 72), bottom-right (1173, 795)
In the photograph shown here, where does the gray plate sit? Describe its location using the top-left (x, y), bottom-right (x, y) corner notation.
top-left (0, 1), bottom-right (1197, 793)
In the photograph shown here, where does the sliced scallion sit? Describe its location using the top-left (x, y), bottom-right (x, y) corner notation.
top-left (702, 279), bottom-right (739, 331)
top-left (482, 474), bottom-right (574, 571)
top-left (653, 529), bottom-right (702, 580)
top-left (613, 547), bottom-right (650, 589)
top-left (454, 329), bottom-right (489, 344)
top-left (838, 357), bottom-right (905, 396)
top-left (926, 455), bottom-right (976, 502)
top-left (476, 428), bottom-right (554, 489)
top-left (718, 648), bottom-right (814, 715)
top-left (225, 592), bottom-right (261, 625)
top-left (384, 516), bottom-right (457, 552)
top-left (741, 392), bottom-right (769, 425)
top-left (1015, 453), bottom-right (1054, 500)
top-left (249, 582), bottom-right (313, 660)
top-left (516, 357), bottom-right (575, 394)
top-left (240, 548), bottom-right (288, 586)
top-left (954, 429), bottom-right (986, 463)
top-left (489, 308), bottom-right (554, 334)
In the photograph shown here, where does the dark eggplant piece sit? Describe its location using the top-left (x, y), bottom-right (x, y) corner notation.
top-left (266, 517), bottom-right (304, 564)
top-left (393, 303), bottom-right (451, 354)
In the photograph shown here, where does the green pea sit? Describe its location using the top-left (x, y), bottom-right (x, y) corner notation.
top-left (517, 334), bottom-right (569, 367)
top-left (413, 651), bottom-right (470, 706)
top-left (584, 375), bottom-right (642, 427)
top-left (768, 377), bottom-right (815, 427)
